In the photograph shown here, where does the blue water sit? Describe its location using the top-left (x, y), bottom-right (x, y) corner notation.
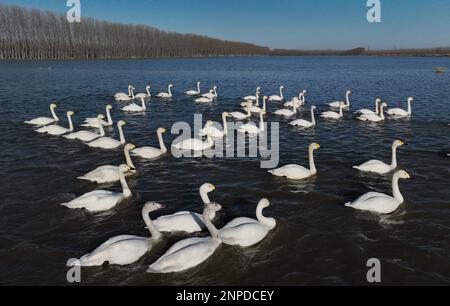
top-left (0, 56), bottom-right (449, 285)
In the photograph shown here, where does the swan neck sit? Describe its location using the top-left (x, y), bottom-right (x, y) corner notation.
top-left (158, 131), bottom-right (167, 153)
top-left (197, 83), bottom-right (200, 93)
top-left (168, 86), bottom-right (172, 96)
top-left (256, 203), bottom-right (275, 228)
top-left (146, 87), bottom-right (151, 96)
top-left (141, 97), bottom-right (146, 110)
top-left (118, 124), bottom-right (126, 144)
top-left (124, 147), bottom-right (136, 169)
top-left (407, 100), bottom-right (412, 115)
top-left (259, 113), bottom-right (265, 131)
top-left (309, 147), bottom-right (317, 175)
top-left (380, 105), bottom-right (385, 120)
top-left (392, 174), bottom-right (404, 203)
top-left (106, 108), bottom-right (113, 125)
top-left (375, 100), bottom-right (380, 115)
top-left (203, 207), bottom-right (219, 238)
top-left (98, 118), bottom-right (105, 136)
top-left (143, 208), bottom-right (162, 240)
top-left (119, 169), bottom-right (132, 198)
top-left (200, 190), bottom-right (211, 205)
top-left (130, 87), bottom-right (135, 99)
top-left (346, 92), bottom-right (350, 106)
top-left (222, 114), bottom-right (228, 135)
top-left (50, 107), bottom-right (59, 121)
top-left (262, 97), bottom-right (267, 112)
top-left (67, 114), bottom-right (74, 131)
top-left (391, 145), bottom-right (398, 169)
top-left (280, 87), bottom-right (284, 99)
top-left (311, 107), bottom-right (316, 125)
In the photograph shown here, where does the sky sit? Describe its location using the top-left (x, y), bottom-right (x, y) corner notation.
top-left (1, 0), bottom-right (450, 50)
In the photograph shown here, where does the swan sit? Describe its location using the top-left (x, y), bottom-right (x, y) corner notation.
top-left (243, 87), bottom-right (261, 101)
top-left (35, 111), bottom-right (74, 136)
top-left (268, 85), bottom-right (285, 102)
top-left (248, 95), bottom-right (267, 114)
top-left (229, 108), bottom-right (251, 120)
top-left (202, 86), bottom-right (218, 99)
top-left (150, 183), bottom-right (218, 233)
top-left (321, 102), bottom-right (344, 119)
top-left (185, 81), bottom-right (201, 96)
top-left (355, 98), bottom-right (381, 116)
top-left (114, 85), bottom-right (131, 100)
top-left (135, 85), bottom-right (151, 99)
top-left (199, 113), bottom-right (232, 138)
top-left (289, 105), bottom-right (316, 128)
top-left (122, 97), bottom-right (147, 112)
top-left (64, 115), bottom-right (105, 142)
top-left (25, 103), bottom-right (59, 126)
top-left (78, 144), bottom-right (137, 184)
top-left (345, 170), bottom-right (411, 214)
top-left (241, 92), bottom-right (260, 107)
top-left (269, 143), bottom-right (320, 180)
top-left (156, 84), bottom-right (174, 99)
top-left (218, 198), bottom-right (276, 247)
top-left (87, 120), bottom-right (127, 150)
top-left (284, 90), bottom-right (306, 108)
top-left (68, 202), bottom-right (164, 267)
top-left (115, 86), bottom-right (136, 102)
top-left (147, 202), bottom-right (223, 274)
top-left (82, 105), bottom-right (113, 128)
top-left (172, 134), bottom-right (214, 151)
top-left (237, 111), bottom-right (265, 135)
top-left (386, 97), bottom-right (414, 118)
top-left (132, 128), bottom-right (168, 160)
top-left (353, 140), bottom-right (406, 174)
top-left (62, 164), bottom-right (133, 212)
top-left (357, 102), bottom-right (388, 122)
top-left (273, 103), bottom-right (298, 118)
top-left (329, 90), bottom-right (352, 108)
top-left (195, 91), bottom-right (214, 104)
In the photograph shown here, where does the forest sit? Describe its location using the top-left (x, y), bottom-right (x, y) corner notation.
top-left (0, 4), bottom-right (270, 60)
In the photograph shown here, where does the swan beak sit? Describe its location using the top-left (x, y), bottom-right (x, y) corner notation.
top-left (161, 128), bottom-right (167, 133)
top-left (405, 172), bottom-right (411, 179)
top-left (315, 144), bottom-right (321, 149)
top-left (400, 140), bottom-right (407, 146)
top-left (210, 184), bottom-right (216, 190)
top-left (159, 203), bottom-right (166, 209)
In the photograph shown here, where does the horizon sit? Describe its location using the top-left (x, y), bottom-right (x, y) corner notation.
top-left (1, 0), bottom-right (450, 50)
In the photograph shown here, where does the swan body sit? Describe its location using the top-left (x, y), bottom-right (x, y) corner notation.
top-left (172, 135), bottom-right (214, 151)
top-left (115, 86), bottom-right (135, 102)
top-left (357, 102), bottom-right (387, 122)
top-left (132, 128), bottom-right (167, 160)
top-left (35, 111), bottom-right (74, 136)
top-left (248, 96), bottom-right (267, 114)
top-left (269, 143), bottom-right (320, 180)
top-left (199, 113), bottom-right (232, 138)
top-left (25, 103), bottom-right (59, 126)
top-left (229, 108), bottom-right (251, 120)
top-left (243, 87), bottom-right (261, 101)
top-left (147, 201), bottom-right (222, 273)
top-left (122, 97), bottom-right (146, 112)
top-left (386, 97), bottom-right (414, 118)
top-left (185, 82), bottom-right (201, 96)
top-left (82, 105), bottom-right (113, 128)
top-left (87, 120), bottom-right (127, 150)
top-left (78, 144), bottom-right (137, 184)
top-left (64, 115), bottom-right (105, 142)
top-left (195, 92), bottom-right (214, 104)
top-left (237, 111), bottom-right (265, 135)
top-left (62, 165), bottom-right (132, 212)
top-left (321, 103), bottom-right (344, 119)
top-left (355, 98), bottom-right (381, 116)
top-left (274, 102), bottom-right (298, 118)
top-left (345, 170), bottom-right (411, 214)
top-left (329, 90), bottom-right (352, 108)
top-left (135, 85), bottom-right (151, 99)
top-left (353, 140), bottom-right (406, 174)
top-left (202, 86), bottom-right (218, 99)
top-left (218, 199), bottom-right (276, 247)
top-left (157, 84), bottom-right (174, 98)
top-left (268, 85), bottom-right (285, 102)
top-left (284, 90), bottom-right (306, 107)
top-left (290, 105), bottom-right (316, 128)
top-left (68, 203), bottom-right (164, 267)
top-left (150, 184), bottom-right (217, 233)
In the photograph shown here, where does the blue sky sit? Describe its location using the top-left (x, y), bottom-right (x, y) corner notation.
top-left (2, 0), bottom-right (450, 49)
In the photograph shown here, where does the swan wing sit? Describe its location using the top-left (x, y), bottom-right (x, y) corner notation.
top-left (61, 190), bottom-right (122, 212)
top-left (78, 165), bottom-right (119, 183)
top-left (269, 164), bottom-right (311, 179)
top-left (289, 119), bottom-right (312, 127)
top-left (353, 160), bottom-right (391, 174)
top-left (25, 117), bottom-right (55, 126)
top-left (346, 195), bottom-right (400, 214)
top-left (132, 147), bottom-right (162, 159)
top-left (88, 137), bottom-right (121, 149)
top-left (223, 217), bottom-right (258, 230)
top-left (219, 223), bottom-right (270, 247)
top-left (154, 212), bottom-right (205, 233)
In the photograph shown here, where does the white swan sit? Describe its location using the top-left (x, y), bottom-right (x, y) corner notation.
top-left (289, 105), bottom-right (316, 128)
top-left (195, 91), bottom-right (214, 104)
top-left (25, 103), bottom-right (59, 126)
top-left (345, 170), bottom-right (411, 214)
top-left (122, 97), bottom-right (147, 112)
top-left (199, 113), bottom-right (232, 138)
top-left (156, 84), bottom-right (174, 98)
top-left (284, 90), bottom-right (306, 108)
top-left (229, 108), bottom-right (251, 120)
top-left (353, 140), bottom-right (406, 174)
top-left (87, 120), bottom-right (127, 150)
top-left (150, 183), bottom-right (218, 233)
top-left (249, 95), bottom-right (267, 114)
top-left (115, 86), bottom-right (135, 102)
top-left (329, 90), bottom-right (352, 108)
top-left (269, 143), bottom-right (320, 180)
top-left (268, 85), bottom-right (285, 102)
top-left (147, 202), bottom-right (222, 274)
top-left (243, 87), bottom-right (261, 101)
top-left (64, 115), bottom-right (105, 142)
top-left (321, 102), bottom-right (344, 119)
top-left (62, 165), bottom-right (132, 212)
top-left (68, 202), bottom-right (164, 267)
top-left (357, 102), bottom-right (388, 122)
top-left (185, 81), bottom-right (201, 96)
top-left (135, 85), bottom-right (151, 99)
top-left (114, 85), bottom-right (131, 100)
top-left (35, 111), bottom-right (74, 136)
top-left (78, 144), bottom-right (137, 184)
top-left (218, 198), bottom-right (276, 247)
top-left (273, 102), bottom-right (298, 118)
top-left (132, 128), bottom-right (167, 160)
top-left (172, 134), bottom-right (214, 151)
top-left (82, 105), bottom-right (113, 128)
top-left (237, 111), bottom-right (265, 135)
top-left (386, 97), bottom-right (414, 118)
top-left (355, 98), bottom-right (381, 116)
top-left (202, 86), bottom-right (218, 99)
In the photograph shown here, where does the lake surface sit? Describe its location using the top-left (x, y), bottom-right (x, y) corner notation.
top-left (0, 56), bottom-right (449, 285)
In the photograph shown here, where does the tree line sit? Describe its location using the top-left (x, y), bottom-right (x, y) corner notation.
top-left (0, 4), bottom-right (270, 60)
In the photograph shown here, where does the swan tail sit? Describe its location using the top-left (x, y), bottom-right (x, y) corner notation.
top-left (352, 166), bottom-right (360, 171)
top-left (345, 202), bottom-right (353, 208)
top-left (67, 258), bottom-right (81, 267)
top-left (357, 117), bottom-right (367, 121)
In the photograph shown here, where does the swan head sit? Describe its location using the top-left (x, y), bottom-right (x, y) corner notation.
top-left (310, 143), bottom-right (321, 151)
top-left (223, 112), bottom-right (232, 118)
top-left (375, 98), bottom-right (382, 103)
top-left (258, 198), bottom-right (271, 209)
top-left (303, 89), bottom-right (307, 94)
top-left (408, 97), bottom-right (415, 102)
top-left (200, 183), bottom-right (216, 195)
top-left (157, 127), bottom-right (167, 134)
top-left (146, 85), bottom-right (151, 89)
top-left (263, 95), bottom-right (268, 101)
top-left (67, 111), bottom-right (75, 116)
top-left (125, 143), bottom-right (136, 151)
top-left (380, 102), bottom-right (388, 108)
top-left (97, 114), bottom-right (105, 119)
top-left (197, 81), bottom-right (201, 85)
top-left (143, 201), bottom-right (165, 213)
top-left (395, 170), bottom-right (411, 180)
top-left (311, 105), bottom-right (317, 110)
top-left (118, 164), bottom-right (131, 173)
top-left (393, 139), bottom-right (407, 148)
top-left (106, 104), bottom-right (113, 110)
top-left (209, 89), bottom-right (214, 94)
top-left (169, 84), bottom-right (174, 88)
top-left (50, 103), bottom-right (57, 109)
top-left (213, 86), bottom-right (218, 89)
top-left (117, 120), bottom-right (127, 127)
top-left (347, 90), bottom-right (352, 95)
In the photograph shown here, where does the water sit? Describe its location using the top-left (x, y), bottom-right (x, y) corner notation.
top-left (0, 56), bottom-right (449, 285)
